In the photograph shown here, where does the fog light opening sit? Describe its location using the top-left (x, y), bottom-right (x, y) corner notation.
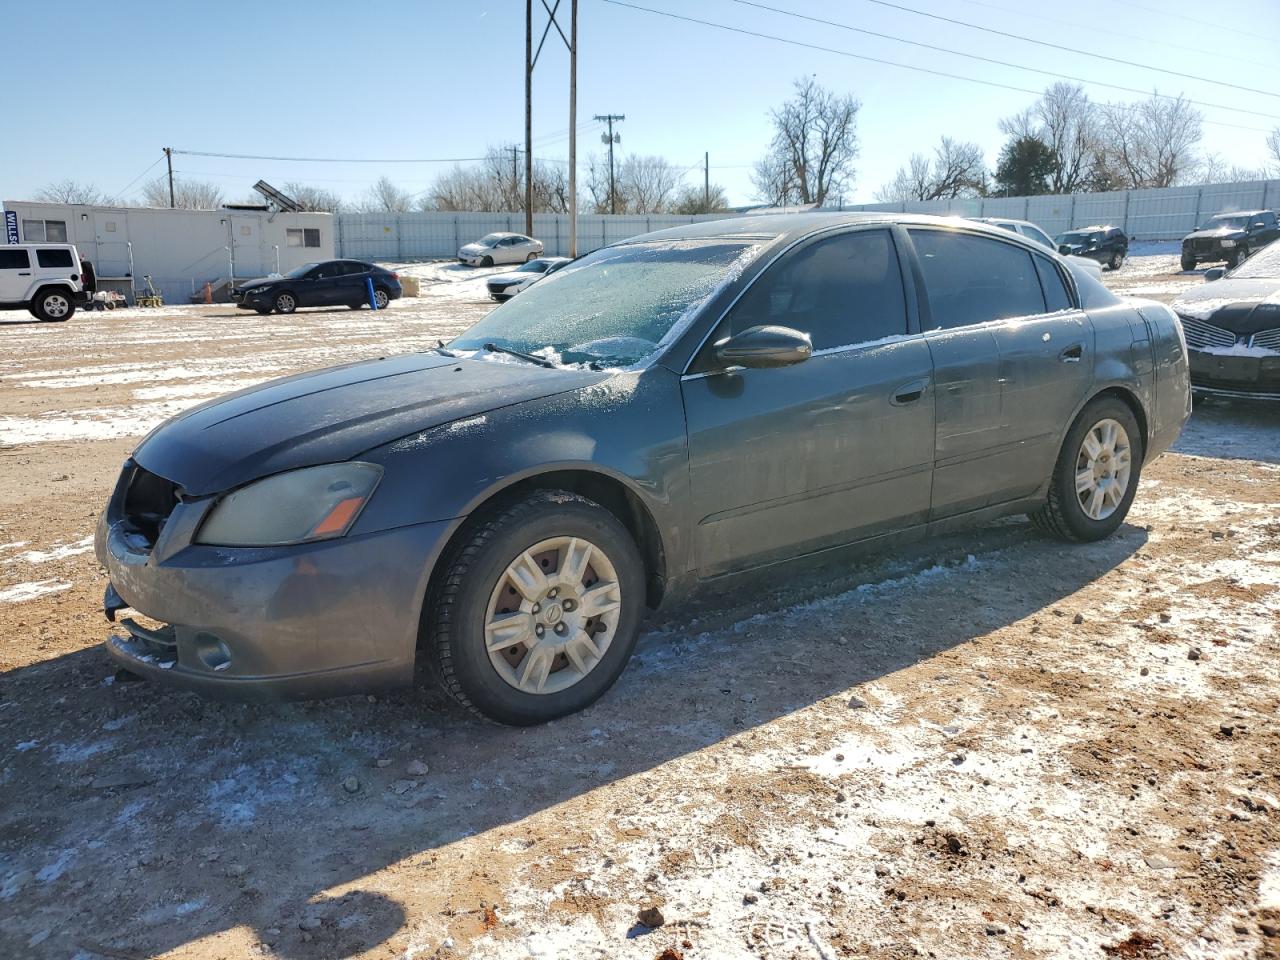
top-left (194, 633), bottom-right (232, 672)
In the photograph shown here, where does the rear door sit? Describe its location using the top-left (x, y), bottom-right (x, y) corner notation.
top-left (0, 247), bottom-right (32, 302)
top-left (906, 228), bottom-right (1090, 515)
top-left (336, 261), bottom-right (371, 303)
top-left (681, 227), bottom-right (934, 576)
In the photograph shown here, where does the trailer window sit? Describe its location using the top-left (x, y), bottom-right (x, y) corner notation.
top-left (22, 219), bottom-right (68, 243)
top-left (287, 228), bottom-right (321, 248)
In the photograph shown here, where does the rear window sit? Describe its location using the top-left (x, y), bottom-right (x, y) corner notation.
top-left (37, 249), bottom-right (75, 269)
top-left (1034, 256), bottom-right (1073, 312)
top-left (908, 229), bottom-right (1046, 330)
top-left (0, 249), bottom-right (30, 269)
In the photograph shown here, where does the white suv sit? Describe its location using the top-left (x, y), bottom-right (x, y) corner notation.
top-left (0, 243), bottom-right (90, 322)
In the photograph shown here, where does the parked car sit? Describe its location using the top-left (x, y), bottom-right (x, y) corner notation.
top-left (96, 214), bottom-right (1189, 725)
top-left (1170, 240), bottom-right (1280, 400)
top-left (457, 233), bottom-right (544, 267)
top-left (1180, 210), bottom-right (1279, 271)
top-left (968, 217), bottom-right (1102, 279)
top-left (1054, 225), bottom-right (1129, 270)
top-left (486, 257), bottom-right (572, 301)
top-left (231, 260), bottom-right (401, 314)
top-left (0, 242), bottom-right (90, 321)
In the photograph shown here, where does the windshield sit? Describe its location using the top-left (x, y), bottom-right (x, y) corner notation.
top-left (1056, 231), bottom-right (1102, 245)
top-left (1229, 241), bottom-right (1280, 279)
top-left (515, 259), bottom-right (549, 273)
top-left (450, 239), bottom-right (760, 368)
top-left (476, 233), bottom-right (506, 247)
top-left (1202, 215), bottom-right (1250, 231)
top-left (285, 262), bottom-right (320, 278)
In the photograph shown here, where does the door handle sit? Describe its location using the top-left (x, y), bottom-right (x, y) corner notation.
top-left (18, 271), bottom-right (31, 276)
top-left (1059, 343), bottom-right (1083, 362)
top-left (891, 378), bottom-right (929, 405)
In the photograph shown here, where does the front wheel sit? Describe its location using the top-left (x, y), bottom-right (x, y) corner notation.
top-left (427, 490), bottom-right (645, 725)
top-left (526, 251), bottom-right (538, 262)
top-left (1180, 252), bottom-right (1196, 271)
top-left (481, 256), bottom-right (494, 268)
top-left (1228, 244), bottom-right (1249, 268)
top-left (1108, 250), bottom-right (1124, 270)
top-left (274, 291), bottom-right (297, 314)
top-left (1030, 397), bottom-right (1143, 542)
top-left (32, 289), bottom-right (75, 322)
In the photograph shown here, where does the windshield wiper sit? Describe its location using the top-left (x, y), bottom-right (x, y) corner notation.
top-left (483, 342), bottom-right (556, 368)
top-left (434, 339), bottom-right (459, 358)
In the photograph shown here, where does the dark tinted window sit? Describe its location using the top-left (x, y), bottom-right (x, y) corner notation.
top-left (339, 261), bottom-right (368, 275)
top-left (37, 248), bottom-right (74, 268)
top-left (908, 229), bottom-right (1046, 330)
top-left (722, 229), bottom-right (908, 351)
top-left (304, 228), bottom-right (321, 248)
top-left (311, 262), bottom-right (341, 278)
top-left (1034, 256), bottom-right (1072, 312)
top-left (0, 249), bottom-right (30, 269)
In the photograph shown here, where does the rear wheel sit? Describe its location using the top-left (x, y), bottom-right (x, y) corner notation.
top-left (1031, 397), bottom-right (1143, 542)
top-left (372, 287), bottom-right (390, 309)
top-left (1108, 250), bottom-right (1124, 270)
top-left (1180, 252), bottom-right (1196, 271)
top-left (1228, 244), bottom-right (1249, 268)
top-left (428, 490), bottom-right (645, 725)
top-left (274, 291), bottom-right (297, 314)
top-left (32, 289), bottom-right (74, 322)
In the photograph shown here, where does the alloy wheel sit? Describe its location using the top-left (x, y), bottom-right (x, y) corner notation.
top-left (374, 289), bottom-right (389, 309)
top-left (484, 536), bottom-right (622, 695)
top-left (44, 294), bottom-right (70, 318)
top-left (1075, 418), bottom-right (1132, 521)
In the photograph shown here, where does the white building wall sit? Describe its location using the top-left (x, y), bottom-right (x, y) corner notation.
top-left (1, 201), bottom-right (334, 304)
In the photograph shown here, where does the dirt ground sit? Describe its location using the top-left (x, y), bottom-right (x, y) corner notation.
top-left (1, 250), bottom-right (1278, 960)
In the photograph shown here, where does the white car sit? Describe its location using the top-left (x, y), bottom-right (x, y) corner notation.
top-left (485, 257), bottom-right (571, 301)
top-left (967, 217), bottom-right (1103, 280)
top-left (0, 242), bottom-right (90, 321)
top-left (457, 232), bottom-right (544, 267)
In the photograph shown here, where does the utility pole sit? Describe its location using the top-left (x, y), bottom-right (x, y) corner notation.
top-left (594, 114), bottom-right (625, 214)
top-left (164, 147), bottom-right (175, 208)
top-left (524, 0), bottom-right (534, 236)
top-left (569, 0), bottom-right (578, 256)
top-left (704, 152), bottom-right (710, 209)
top-left (511, 145), bottom-right (520, 208)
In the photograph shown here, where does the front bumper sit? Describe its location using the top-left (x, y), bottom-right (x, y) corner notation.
top-left (1183, 241), bottom-right (1237, 264)
top-left (97, 506), bottom-right (454, 700)
top-left (1189, 348), bottom-right (1280, 400)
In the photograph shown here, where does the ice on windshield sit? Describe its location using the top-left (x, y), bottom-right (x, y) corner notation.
top-left (449, 239), bottom-right (761, 368)
top-left (1228, 241), bottom-right (1280, 279)
top-left (1201, 215), bottom-right (1250, 231)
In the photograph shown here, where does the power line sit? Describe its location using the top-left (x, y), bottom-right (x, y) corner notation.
top-left (171, 149), bottom-right (490, 163)
top-left (109, 156), bottom-right (166, 203)
top-left (848, 0), bottom-right (1280, 99)
top-left (1110, 0), bottom-right (1276, 43)
top-left (725, 0), bottom-right (1279, 120)
top-left (599, 0), bottom-right (1277, 131)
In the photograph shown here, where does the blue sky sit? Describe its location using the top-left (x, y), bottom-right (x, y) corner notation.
top-left (5, 0), bottom-right (1278, 208)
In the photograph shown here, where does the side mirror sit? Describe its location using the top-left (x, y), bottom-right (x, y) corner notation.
top-left (1204, 267), bottom-right (1225, 282)
top-left (714, 325), bottom-right (812, 369)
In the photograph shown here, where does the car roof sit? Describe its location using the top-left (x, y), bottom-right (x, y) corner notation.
top-left (1211, 210), bottom-right (1266, 217)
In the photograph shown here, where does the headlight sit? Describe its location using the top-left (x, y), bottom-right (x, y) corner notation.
top-left (248, 285), bottom-right (271, 294)
top-left (1220, 239), bottom-right (1236, 248)
top-left (196, 462), bottom-right (382, 547)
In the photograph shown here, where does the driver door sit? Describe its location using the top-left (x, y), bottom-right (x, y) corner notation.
top-left (304, 262), bottom-right (343, 306)
top-left (680, 227), bottom-right (934, 577)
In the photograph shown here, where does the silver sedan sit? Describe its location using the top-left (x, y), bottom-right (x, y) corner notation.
top-left (457, 233), bottom-right (544, 267)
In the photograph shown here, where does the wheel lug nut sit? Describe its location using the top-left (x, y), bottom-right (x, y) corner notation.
top-left (563, 599), bottom-right (575, 611)
top-left (535, 625), bottom-right (544, 637)
top-left (549, 588), bottom-right (558, 599)
top-left (532, 603), bottom-right (541, 614)
top-left (554, 623), bottom-right (567, 635)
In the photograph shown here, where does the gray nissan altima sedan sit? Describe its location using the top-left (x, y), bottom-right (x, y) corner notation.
top-left (96, 213), bottom-right (1191, 725)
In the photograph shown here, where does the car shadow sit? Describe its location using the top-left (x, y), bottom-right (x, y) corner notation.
top-left (1176, 395), bottom-right (1280, 464)
top-left (0, 517), bottom-right (1147, 958)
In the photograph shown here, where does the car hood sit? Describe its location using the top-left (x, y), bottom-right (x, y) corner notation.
top-left (487, 271), bottom-right (528, 285)
top-left (1184, 227), bottom-right (1245, 242)
top-left (458, 243), bottom-right (490, 256)
top-left (234, 276), bottom-right (279, 291)
top-left (1172, 277), bottom-right (1280, 334)
top-left (132, 353), bottom-right (608, 496)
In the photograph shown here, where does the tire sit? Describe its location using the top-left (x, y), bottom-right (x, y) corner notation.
top-left (1030, 396), bottom-right (1144, 543)
top-left (254, 307), bottom-right (272, 315)
top-left (481, 256), bottom-right (494, 267)
top-left (31, 288), bottom-right (75, 322)
top-left (1180, 252), bottom-right (1196, 271)
top-left (1108, 250), bottom-right (1124, 270)
top-left (428, 489), bottom-right (646, 725)
top-left (274, 291), bottom-right (297, 314)
top-left (526, 251), bottom-right (538, 262)
top-left (1228, 244), bottom-right (1248, 269)
top-left (372, 287), bottom-right (390, 309)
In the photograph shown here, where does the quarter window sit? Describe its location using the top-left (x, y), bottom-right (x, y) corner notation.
top-left (22, 219), bottom-right (68, 243)
top-left (1034, 256), bottom-right (1072, 312)
top-left (37, 249), bottom-right (75, 268)
top-left (908, 229), bottom-right (1046, 330)
top-left (0, 249), bottom-right (30, 269)
top-left (720, 229), bottom-right (908, 352)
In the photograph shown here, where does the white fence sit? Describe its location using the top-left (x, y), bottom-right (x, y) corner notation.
top-left (335, 211), bottom-right (726, 260)
top-left (835, 178), bottom-right (1280, 241)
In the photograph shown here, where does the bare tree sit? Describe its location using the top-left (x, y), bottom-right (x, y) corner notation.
top-left (1195, 154), bottom-right (1271, 184)
top-left (1001, 83), bottom-right (1102, 195)
top-left (1268, 127), bottom-right (1280, 176)
top-left (425, 147), bottom-right (570, 213)
top-left (673, 182), bottom-right (730, 215)
top-left (282, 182), bottom-right (345, 213)
top-left (35, 180), bottom-right (107, 204)
top-left (1099, 93), bottom-right (1202, 189)
top-left (620, 155), bottom-right (684, 213)
top-left (357, 175), bottom-right (413, 213)
top-left (751, 77), bottom-right (860, 206)
top-left (876, 137), bottom-right (986, 203)
top-left (140, 177), bottom-right (225, 209)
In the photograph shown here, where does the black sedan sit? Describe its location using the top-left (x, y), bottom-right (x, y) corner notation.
top-left (96, 214), bottom-right (1189, 725)
top-left (232, 260), bottom-right (402, 314)
top-left (1172, 241), bottom-right (1280, 400)
top-left (1180, 210), bottom-right (1280, 271)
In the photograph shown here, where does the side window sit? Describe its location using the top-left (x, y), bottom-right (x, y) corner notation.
top-left (37, 249), bottom-right (74, 269)
top-left (1034, 256), bottom-right (1073, 312)
top-left (304, 228), bottom-right (321, 248)
top-left (719, 229), bottom-right (908, 352)
top-left (0, 249), bottom-right (31, 269)
top-left (1023, 225), bottom-right (1055, 250)
top-left (908, 229), bottom-right (1047, 330)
